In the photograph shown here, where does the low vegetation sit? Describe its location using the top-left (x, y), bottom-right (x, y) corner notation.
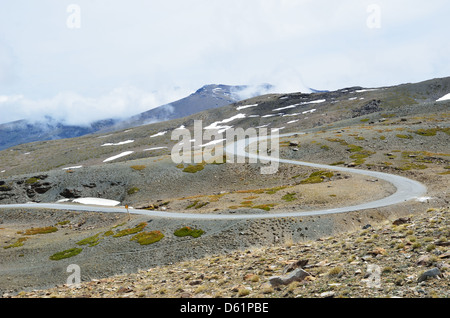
top-left (174, 226), bottom-right (204, 238)
top-left (49, 248), bottom-right (83, 261)
top-left (131, 231), bottom-right (164, 245)
top-left (112, 222), bottom-right (147, 238)
top-left (300, 171), bottom-right (334, 184)
top-left (19, 226), bottom-right (58, 235)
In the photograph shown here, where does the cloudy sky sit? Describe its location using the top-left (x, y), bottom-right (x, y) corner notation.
top-left (0, 0), bottom-right (449, 125)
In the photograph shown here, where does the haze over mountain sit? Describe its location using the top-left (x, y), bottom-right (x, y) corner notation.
top-left (0, 83), bottom-right (273, 151)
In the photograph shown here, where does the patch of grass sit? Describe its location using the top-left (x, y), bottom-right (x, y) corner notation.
top-left (282, 193), bottom-right (297, 202)
top-left (396, 134), bottom-right (413, 139)
top-left (347, 144), bottom-right (364, 152)
top-left (300, 171), bottom-right (334, 184)
top-left (4, 237), bottom-right (28, 249)
top-left (174, 226), bottom-right (204, 238)
top-left (19, 226), bottom-right (58, 235)
top-left (327, 266), bottom-right (344, 277)
top-left (397, 163), bottom-right (428, 171)
top-left (414, 127), bottom-right (450, 136)
top-left (194, 202), bottom-right (209, 209)
top-left (127, 187), bottom-right (140, 195)
top-left (252, 204), bottom-right (275, 211)
top-left (235, 185), bottom-right (289, 195)
top-left (131, 231), bottom-right (164, 245)
top-left (113, 222), bottom-right (147, 238)
top-left (77, 233), bottom-right (102, 247)
top-left (325, 138), bottom-right (348, 146)
top-left (25, 177), bottom-right (40, 184)
top-left (186, 200), bottom-right (199, 209)
top-left (56, 220), bottom-right (70, 226)
top-left (49, 248), bottom-right (83, 261)
top-left (265, 186), bottom-right (287, 194)
top-left (182, 163), bottom-right (205, 173)
top-left (320, 145), bottom-right (330, 150)
top-left (360, 118), bottom-right (370, 122)
top-left (0, 185), bottom-right (12, 191)
top-left (130, 165), bottom-right (146, 171)
top-left (186, 200), bottom-right (209, 209)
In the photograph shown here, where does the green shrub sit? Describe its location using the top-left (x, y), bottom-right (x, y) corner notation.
top-left (282, 193), bottom-right (297, 202)
top-left (25, 177), bottom-right (40, 184)
top-left (127, 187), bottom-right (140, 195)
top-left (396, 134), bottom-right (413, 139)
top-left (113, 222), bottom-right (147, 237)
top-left (20, 226), bottom-right (58, 235)
top-left (174, 226), bottom-right (205, 238)
top-left (300, 171), bottom-right (334, 184)
top-left (183, 164), bottom-right (205, 173)
top-left (49, 248), bottom-right (83, 260)
top-left (3, 238), bottom-right (28, 249)
top-left (77, 233), bottom-right (102, 247)
top-left (347, 144), bottom-right (364, 152)
top-left (252, 204), bottom-right (275, 211)
top-left (131, 231), bottom-right (164, 245)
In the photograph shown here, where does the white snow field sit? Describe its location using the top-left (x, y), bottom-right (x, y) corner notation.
top-left (103, 151), bottom-right (134, 162)
top-left (62, 165), bottom-right (83, 170)
top-left (101, 140), bottom-right (134, 146)
top-left (236, 103), bottom-right (259, 111)
top-left (73, 198), bottom-right (121, 206)
top-left (436, 93), bottom-right (450, 102)
top-left (143, 147), bottom-right (168, 151)
top-left (204, 113), bottom-right (246, 133)
top-left (150, 131), bottom-right (168, 138)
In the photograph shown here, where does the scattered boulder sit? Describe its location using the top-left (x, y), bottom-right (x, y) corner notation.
top-left (33, 183), bottom-right (52, 194)
top-left (26, 189), bottom-right (36, 198)
top-left (60, 188), bottom-right (82, 199)
top-left (320, 291), bottom-right (335, 298)
top-left (417, 267), bottom-right (442, 283)
top-left (269, 268), bottom-right (312, 287)
top-left (352, 99), bottom-right (382, 117)
top-left (393, 217), bottom-right (411, 226)
top-left (282, 259), bottom-right (308, 274)
top-left (416, 255), bottom-right (432, 266)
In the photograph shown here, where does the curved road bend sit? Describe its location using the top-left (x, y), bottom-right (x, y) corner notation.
top-left (0, 132), bottom-right (427, 220)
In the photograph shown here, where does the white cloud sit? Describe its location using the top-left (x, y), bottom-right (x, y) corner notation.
top-left (0, 86), bottom-right (189, 126)
top-left (0, 0), bottom-right (448, 125)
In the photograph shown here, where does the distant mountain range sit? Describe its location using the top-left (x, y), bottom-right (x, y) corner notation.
top-left (0, 83), bottom-right (273, 151)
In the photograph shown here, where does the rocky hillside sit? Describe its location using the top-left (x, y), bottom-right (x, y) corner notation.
top-left (8, 207), bottom-right (448, 298)
top-left (0, 76), bottom-right (449, 298)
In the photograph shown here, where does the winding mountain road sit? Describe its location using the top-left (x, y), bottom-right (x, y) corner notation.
top-left (0, 132), bottom-right (427, 220)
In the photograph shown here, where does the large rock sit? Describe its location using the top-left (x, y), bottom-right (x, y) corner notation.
top-left (60, 188), bottom-right (82, 199)
top-left (269, 268), bottom-right (311, 287)
top-left (417, 267), bottom-right (442, 283)
top-left (33, 182), bottom-right (52, 194)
